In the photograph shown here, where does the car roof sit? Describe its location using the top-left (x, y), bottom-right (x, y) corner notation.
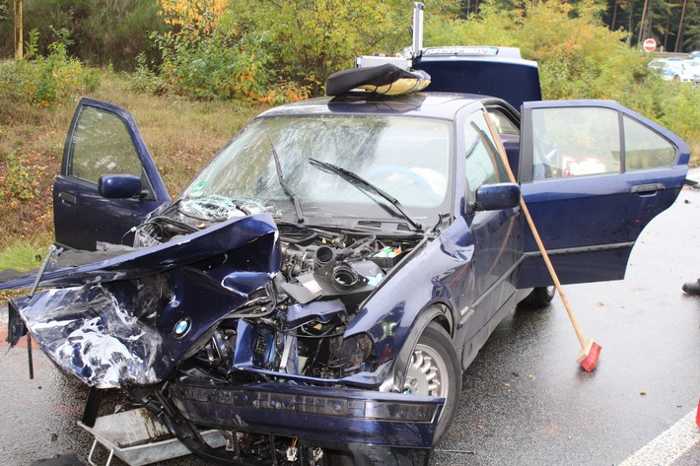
top-left (258, 92), bottom-right (490, 120)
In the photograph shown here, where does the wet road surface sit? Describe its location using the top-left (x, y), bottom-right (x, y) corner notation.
top-left (1, 177), bottom-right (699, 466)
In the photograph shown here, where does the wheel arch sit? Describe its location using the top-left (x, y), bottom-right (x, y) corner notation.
top-left (388, 302), bottom-right (458, 390)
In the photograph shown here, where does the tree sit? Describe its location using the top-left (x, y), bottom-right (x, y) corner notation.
top-left (675, 0), bottom-right (688, 51)
top-left (13, 0), bottom-right (22, 58)
top-left (610, 0), bottom-right (619, 29)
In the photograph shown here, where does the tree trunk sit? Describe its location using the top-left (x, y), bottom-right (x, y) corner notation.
top-left (611, 0), bottom-right (618, 30)
top-left (13, 0), bottom-right (23, 59)
top-left (637, 0), bottom-right (650, 46)
top-left (675, 0), bottom-right (688, 52)
top-left (663, 9), bottom-right (672, 51)
top-left (627, 2), bottom-right (634, 45)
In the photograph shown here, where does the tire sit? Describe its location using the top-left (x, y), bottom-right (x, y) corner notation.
top-left (325, 323), bottom-right (460, 464)
top-left (518, 286), bottom-right (555, 310)
top-left (405, 322), bottom-right (461, 443)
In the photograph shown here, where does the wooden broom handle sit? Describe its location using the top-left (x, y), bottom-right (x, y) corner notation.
top-left (482, 112), bottom-right (587, 349)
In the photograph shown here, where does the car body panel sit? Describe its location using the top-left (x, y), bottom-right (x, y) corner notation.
top-left (54, 98), bottom-right (170, 250)
top-left (414, 48), bottom-right (542, 109)
top-left (169, 382), bottom-right (443, 448)
top-left (516, 100), bottom-right (689, 287)
top-left (6, 214), bottom-right (279, 387)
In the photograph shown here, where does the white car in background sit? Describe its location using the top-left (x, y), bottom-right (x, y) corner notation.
top-left (650, 58), bottom-right (700, 84)
top-left (680, 60), bottom-right (700, 84)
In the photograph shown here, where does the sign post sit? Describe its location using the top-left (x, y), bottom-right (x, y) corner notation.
top-left (642, 37), bottom-right (657, 53)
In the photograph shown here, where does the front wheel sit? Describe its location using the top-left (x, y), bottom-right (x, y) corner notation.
top-left (403, 322), bottom-right (461, 443)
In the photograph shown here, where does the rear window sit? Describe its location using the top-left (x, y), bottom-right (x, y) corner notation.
top-left (623, 116), bottom-right (676, 170)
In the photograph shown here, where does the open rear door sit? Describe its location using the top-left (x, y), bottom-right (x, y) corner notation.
top-left (53, 98), bottom-right (170, 250)
top-left (516, 100), bottom-right (689, 288)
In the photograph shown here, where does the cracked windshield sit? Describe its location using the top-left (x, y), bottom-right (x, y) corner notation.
top-left (183, 115), bottom-right (451, 223)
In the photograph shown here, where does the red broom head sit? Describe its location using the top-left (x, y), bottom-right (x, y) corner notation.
top-left (577, 341), bottom-right (602, 373)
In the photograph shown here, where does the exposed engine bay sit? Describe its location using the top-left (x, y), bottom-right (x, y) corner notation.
top-left (130, 197), bottom-right (421, 382)
top-left (3, 200), bottom-right (440, 465)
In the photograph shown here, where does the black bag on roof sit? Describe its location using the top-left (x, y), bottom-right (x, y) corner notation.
top-left (326, 64), bottom-right (431, 96)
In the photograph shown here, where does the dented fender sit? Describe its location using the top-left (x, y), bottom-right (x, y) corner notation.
top-left (6, 214), bottom-right (281, 388)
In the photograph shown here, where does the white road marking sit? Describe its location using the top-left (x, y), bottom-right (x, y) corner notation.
top-left (619, 410), bottom-right (699, 466)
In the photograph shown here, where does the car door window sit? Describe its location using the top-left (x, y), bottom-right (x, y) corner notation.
top-left (69, 106), bottom-right (143, 183)
top-left (487, 109), bottom-right (520, 136)
top-left (464, 112), bottom-right (508, 201)
top-left (531, 107), bottom-right (621, 180)
top-left (623, 116), bottom-right (676, 170)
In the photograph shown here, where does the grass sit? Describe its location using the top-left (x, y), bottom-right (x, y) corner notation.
top-left (0, 239), bottom-right (47, 272)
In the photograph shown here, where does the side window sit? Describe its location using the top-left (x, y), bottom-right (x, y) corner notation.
top-left (531, 107), bottom-right (621, 180)
top-left (69, 106), bottom-right (143, 183)
top-left (623, 116), bottom-right (676, 170)
top-left (487, 109), bottom-right (520, 136)
top-left (464, 112), bottom-right (508, 201)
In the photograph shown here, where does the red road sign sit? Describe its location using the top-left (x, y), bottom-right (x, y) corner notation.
top-left (643, 38), bottom-right (657, 53)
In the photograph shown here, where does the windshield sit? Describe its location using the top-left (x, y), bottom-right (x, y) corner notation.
top-left (183, 115), bottom-right (452, 224)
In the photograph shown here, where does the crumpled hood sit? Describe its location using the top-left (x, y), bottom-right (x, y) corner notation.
top-left (6, 214), bottom-right (281, 388)
top-left (1, 214), bottom-right (279, 290)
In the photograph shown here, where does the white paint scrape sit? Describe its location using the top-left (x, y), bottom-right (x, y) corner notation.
top-left (619, 410), bottom-right (699, 466)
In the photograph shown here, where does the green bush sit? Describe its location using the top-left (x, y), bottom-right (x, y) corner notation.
top-left (129, 52), bottom-right (166, 95)
top-left (146, 0), bottom-right (417, 101)
top-left (0, 0), bottom-right (166, 69)
top-left (0, 41), bottom-right (99, 107)
top-left (156, 30), bottom-right (274, 100)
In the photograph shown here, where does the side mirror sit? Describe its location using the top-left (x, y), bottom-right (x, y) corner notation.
top-left (98, 174), bottom-right (142, 199)
top-left (475, 183), bottom-right (520, 211)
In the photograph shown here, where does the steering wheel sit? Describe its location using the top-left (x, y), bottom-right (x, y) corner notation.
top-left (365, 165), bottom-right (441, 204)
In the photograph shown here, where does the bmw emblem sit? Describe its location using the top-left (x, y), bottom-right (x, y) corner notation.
top-left (173, 318), bottom-right (191, 338)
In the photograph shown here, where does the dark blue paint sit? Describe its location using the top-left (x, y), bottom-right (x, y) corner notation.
top-left (98, 174), bottom-right (142, 199)
top-left (0, 214), bottom-right (279, 290)
top-left (53, 97), bottom-right (170, 250)
top-left (414, 56), bottom-right (542, 109)
top-left (169, 382), bottom-right (443, 449)
top-left (516, 100), bottom-right (690, 287)
top-left (475, 182), bottom-right (520, 211)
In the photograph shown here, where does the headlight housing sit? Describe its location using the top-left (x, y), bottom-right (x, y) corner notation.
top-left (333, 333), bottom-right (373, 373)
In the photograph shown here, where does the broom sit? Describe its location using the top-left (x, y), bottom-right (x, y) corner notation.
top-left (483, 113), bottom-right (602, 372)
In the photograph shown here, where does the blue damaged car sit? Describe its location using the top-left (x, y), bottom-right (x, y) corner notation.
top-left (2, 43), bottom-right (690, 466)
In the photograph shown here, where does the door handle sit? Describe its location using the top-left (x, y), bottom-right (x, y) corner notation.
top-left (58, 192), bottom-right (77, 206)
top-left (630, 183), bottom-right (665, 196)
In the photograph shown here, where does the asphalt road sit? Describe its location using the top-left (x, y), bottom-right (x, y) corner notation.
top-left (1, 173), bottom-right (699, 466)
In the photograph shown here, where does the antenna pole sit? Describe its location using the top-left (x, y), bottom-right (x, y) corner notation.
top-left (412, 2), bottom-right (424, 58)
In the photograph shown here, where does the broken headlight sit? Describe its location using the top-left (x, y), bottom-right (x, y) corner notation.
top-left (333, 333), bottom-right (373, 373)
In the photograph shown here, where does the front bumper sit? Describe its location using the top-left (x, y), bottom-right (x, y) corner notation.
top-left (168, 381), bottom-right (444, 449)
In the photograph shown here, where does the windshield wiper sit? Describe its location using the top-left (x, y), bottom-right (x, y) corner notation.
top-left (269, 140), bottom-right (304, 223)
top-left (308, 158), bottom-right (422, 232)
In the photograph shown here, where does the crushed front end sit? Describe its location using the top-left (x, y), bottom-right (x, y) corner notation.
top-left (3, 206), bottom-right (442, 464)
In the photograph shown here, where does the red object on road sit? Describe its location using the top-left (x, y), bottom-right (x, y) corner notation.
top-left (696, 398), bottom-right (700, 429)
top-left (577, 341), bottom-right (603, 373)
